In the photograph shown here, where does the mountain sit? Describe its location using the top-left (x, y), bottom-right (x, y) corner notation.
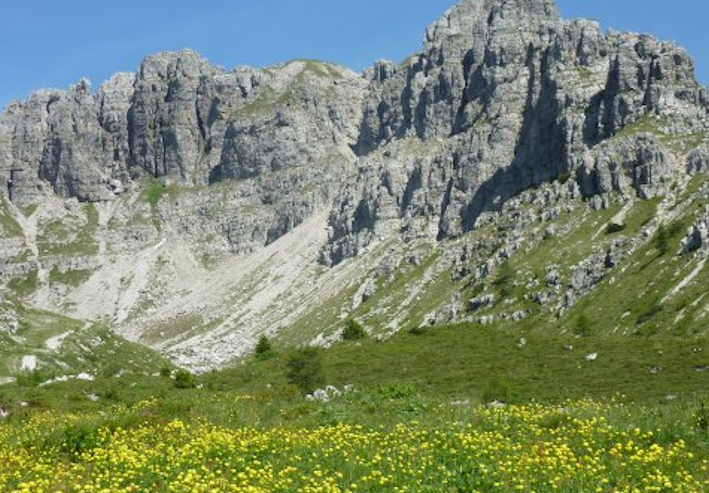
top-left (0, 0), bottom-right (708, 373)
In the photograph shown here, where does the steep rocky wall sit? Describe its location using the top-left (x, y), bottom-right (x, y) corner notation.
top-left (0, 0), bottom-right (707, 270)
top-left (320, 0), bottom-right (708, 264)
top-left (0, 56), bottom-right (366, 258)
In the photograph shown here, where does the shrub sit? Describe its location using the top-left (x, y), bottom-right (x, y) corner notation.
top-left (255, 335), bottom-right (274, 360)
top-left (493, 261), bottom-right (516, 298)
top-left (16, 368), bottom-right (55, 388)
top-left (173, 369), bottom-right (196, 389)
top-left (286, 347), bottom-right (325, 394)
top-left (408, 325), bottom-right (429, 336)
top-left (606, 222), bottom-right (626, 234)
top-left (694, 401), bottom-right (709, 432)
top-left (378, 383), bottom-right (417, 400)
top-left (636, 303), bottom-right (663, 325)
top-left (101, 387), bottom-right (120, 402)
top-left (143, 177), bottom-right (166, 208)
top-left (655, 224), bottom-right (670, 255)
top-left (58, 423), bottom-right (100, 457)
top-left (556, 171), bottom-right (572, 184)
top-left (538, 411), bottom-right (572, 430)
top-left (342, 319), bottom-right (367, 341)
top-left (482, 376), bottom-right (516, 404)
top-left (8, 270), bottom-right (39, 296)
top-left (573, 313), bottom-right (593, 337)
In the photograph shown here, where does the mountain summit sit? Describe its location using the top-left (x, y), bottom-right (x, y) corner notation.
top-left (0, 0), bottom-right (707, 371)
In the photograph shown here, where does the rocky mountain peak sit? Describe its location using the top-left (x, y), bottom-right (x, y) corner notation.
top-left (137, 49), bottom-right (217, 81)
top-left (0, 1), bottom-right (708, 370)
top-left (425, 0), bottom-right (560, 47)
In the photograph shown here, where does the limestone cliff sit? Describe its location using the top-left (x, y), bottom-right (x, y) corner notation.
top-left (321, 0), bottom-right (708, 263)
top-left (0, 0), bottom-right (708, 370)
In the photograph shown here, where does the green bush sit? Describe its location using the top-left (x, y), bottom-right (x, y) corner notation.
top-left (606, 222), bottom-right (626, 234)
top-left (286, 347), bottom-right (325, 394)
top-left (173, 369), bottom-right (196, 389)
top-left (342, 319), bottom-right (367, 341)
top-left (573, 313), bottom-right (593, 337)
top-left (57, 423), bottom-right (100, 457)
top-left (493, 261), bottom-right (516, 298)
top-left (694, 401), bottom-right (709, 432)
top-left (16, 368), bottom-right (55, 388)
top-left (408, 325), bottom-right (429, 336)
top-left (556, 171), bottom-right (572, 184)
top-left (655, 224), bottom-right (670, 255)
top-left (254, 335), bottom-right (275, 360)
top-left (537, 411), bottom-right (572, 430)
top-left (636, 303), bottom-right (663, 325)
top-left (143, 177), bottom-right (166, 208)
top-left (378, 383), bottom-right (417, 400)
top-left (100, 387), bottom-right (120, 402)
top-left (8, 270), bottom-right (39, 296)
top-left (482, 376), bottom-right (516, 404)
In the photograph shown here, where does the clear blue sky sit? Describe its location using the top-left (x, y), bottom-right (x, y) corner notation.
top-left (0, 1), bottom-right (707, 110)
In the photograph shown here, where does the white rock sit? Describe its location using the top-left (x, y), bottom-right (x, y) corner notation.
top-left (20, 355), bottom-right (37, 371)
top-left (488, 400), bottom-right (507, 409)
top-left (45, 331), bottom-right (74, 351)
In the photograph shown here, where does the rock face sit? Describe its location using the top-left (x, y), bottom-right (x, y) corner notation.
top-left (0, 54), bottom-right (367, 254)
top-left (320, 0), bottom-right (708, 263)
top-left (579, 134), bottom-right (675, 200)
top-left (0, 0), bottom-right (708, 368)
top-left (1, 1), bottom-right (707, 258)
top-left (1, 77), bottom-right (135, 204)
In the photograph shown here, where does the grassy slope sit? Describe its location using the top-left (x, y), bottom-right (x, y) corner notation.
top-left (221, 325), bottom-right (709, 404)
top-left (0, 197), bottom-right (23, 237)
top-left (236, 175), bottom-right (709, 407)
top-left (0, 294), bottom-right (171, 385)
top-left (557, 188), bottom-right (708, 338)
top-left (2, 321), bottom-right (709, 471)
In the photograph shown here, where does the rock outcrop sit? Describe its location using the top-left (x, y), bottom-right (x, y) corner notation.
top-left (320, 0), bottom-right (708, 264)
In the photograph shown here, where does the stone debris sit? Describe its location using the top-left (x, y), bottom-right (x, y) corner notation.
top-left (39, 373), bottom-right (95, 387)
top-left (305, 384), bottom-right (353, 402)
